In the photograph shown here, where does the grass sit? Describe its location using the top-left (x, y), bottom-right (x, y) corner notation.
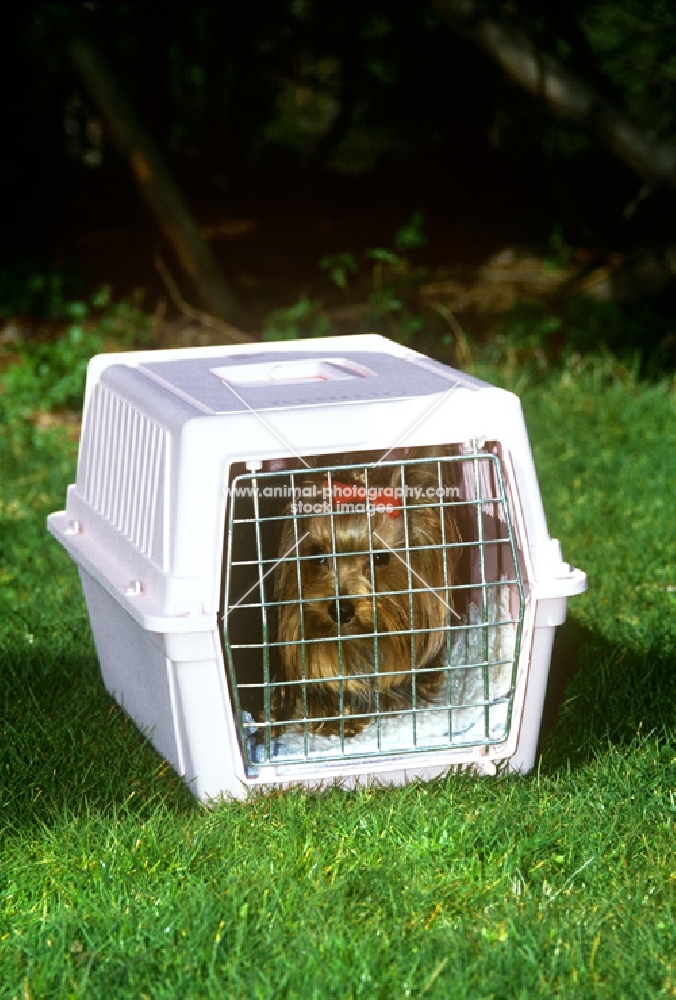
top-left (1, 355), bottom-right (675, 998)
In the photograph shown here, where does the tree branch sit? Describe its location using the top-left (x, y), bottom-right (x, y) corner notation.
top-left (154, 254), bottom-right (253, 343)
top-left (436, 0), bottom-right (676, 190)
top-left (70, 35), bottom-right (244, 323)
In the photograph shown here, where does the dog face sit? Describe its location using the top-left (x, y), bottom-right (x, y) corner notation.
top-left (272, 460), bottom-right (460, 735)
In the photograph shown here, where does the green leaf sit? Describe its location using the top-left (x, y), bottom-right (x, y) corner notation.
top-left (394, 211), bottom-right (427, 251)
top-left (64, 301), bottom-right (88, 321)
top-left (319, 253), bottom-right (358, 290)
top-left (263, 296), bottom-right (333, 341)
top-left (366, 248), bottom-right (401, 266)
top-left (90, 285), bottom-right (111, 310)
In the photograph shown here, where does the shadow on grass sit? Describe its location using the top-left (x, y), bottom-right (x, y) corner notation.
top-left (0, 640), bottom-right (198, 834)
top-left (538, 616), bottom-right (676, 772)
top-left (2, 614), bottom-right (673, 833)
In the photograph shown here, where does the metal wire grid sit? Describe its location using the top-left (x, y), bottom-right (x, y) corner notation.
top-left (221, 448), bottom-right (525, 771)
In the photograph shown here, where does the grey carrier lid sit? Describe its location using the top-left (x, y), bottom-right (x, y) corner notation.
top-left (128, 349), bottom-right (489, 414)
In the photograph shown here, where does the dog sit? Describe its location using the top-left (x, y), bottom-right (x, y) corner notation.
top-left (271, 455), bottom-right (461, 736)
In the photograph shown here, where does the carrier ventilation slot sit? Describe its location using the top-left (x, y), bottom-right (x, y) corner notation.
top-left (80, 384), bottom-right (165, 560)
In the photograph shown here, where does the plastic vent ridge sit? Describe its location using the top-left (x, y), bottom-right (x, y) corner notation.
top-left (80, 383), bottom-right (165, 560)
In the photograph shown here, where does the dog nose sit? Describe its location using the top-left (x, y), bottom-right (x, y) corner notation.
top-left (328, 599), bottom-right (355, 623)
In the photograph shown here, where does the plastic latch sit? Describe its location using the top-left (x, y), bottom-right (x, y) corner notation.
top-left (532, 566), bottom-right (587, 601)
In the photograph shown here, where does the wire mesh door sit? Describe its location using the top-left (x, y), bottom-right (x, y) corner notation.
top-left (221, 444), bottom-right (525, 774)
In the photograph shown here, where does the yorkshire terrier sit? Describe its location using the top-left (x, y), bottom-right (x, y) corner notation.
top-left (271, 455), bottom-right (460, 736)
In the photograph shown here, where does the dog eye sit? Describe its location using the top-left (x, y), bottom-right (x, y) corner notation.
top-left (310, 545), bottom-right (327, 565)
top-left (373, 551), bottom-right (390, 567)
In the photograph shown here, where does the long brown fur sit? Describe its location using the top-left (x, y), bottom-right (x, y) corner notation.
top-left (272, 458), bottom-right (460, 735)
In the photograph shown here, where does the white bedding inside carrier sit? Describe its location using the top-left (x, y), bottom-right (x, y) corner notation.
top-left (244, 582), bottom-right (515, 763)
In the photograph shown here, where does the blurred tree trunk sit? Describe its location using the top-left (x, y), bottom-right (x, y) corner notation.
top-left (70, 35), bottom-right (243, 324)
top-left (436, 0), bottom-right (676, 191)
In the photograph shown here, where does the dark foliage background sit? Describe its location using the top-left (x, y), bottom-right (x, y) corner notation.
top-left (1, 1), bottom-right (676, 365)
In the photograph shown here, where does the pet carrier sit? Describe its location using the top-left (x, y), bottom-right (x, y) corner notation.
top-left (48, 334), bottom-right (586, 802)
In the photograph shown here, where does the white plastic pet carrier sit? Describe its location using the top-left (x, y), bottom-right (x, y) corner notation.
top-left (48, 334), bottom-right (586, 802)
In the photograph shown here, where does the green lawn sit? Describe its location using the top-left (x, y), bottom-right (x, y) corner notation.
top-left (1, 357), bottom-right (674, 999)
